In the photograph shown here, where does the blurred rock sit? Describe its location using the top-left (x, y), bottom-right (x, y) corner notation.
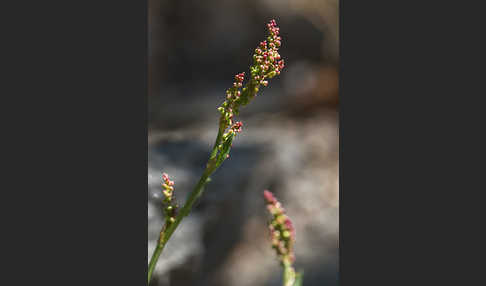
top-left (284, 62), bottom-right (339, 113)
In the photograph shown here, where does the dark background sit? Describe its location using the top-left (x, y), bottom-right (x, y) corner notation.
top-left (148, 1), bottom-right (339, 286)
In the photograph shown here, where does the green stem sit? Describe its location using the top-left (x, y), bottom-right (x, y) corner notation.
top-left (147, 243), bottom-right (163, 284)
top-left (283, 261), bottom-right (296, 286)
top-left (147, 125), bottom-right (225, 284)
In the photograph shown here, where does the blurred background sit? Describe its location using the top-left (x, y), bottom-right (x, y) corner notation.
top-left (148, 0), bottom-right (339, 285)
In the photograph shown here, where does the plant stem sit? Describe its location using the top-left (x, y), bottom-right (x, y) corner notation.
top-left (283, 261), bottom-right (296, 286)
top-left (147, 243), bottom-right (163, 284)
top-left (147, 126), bottom-right (225, 284)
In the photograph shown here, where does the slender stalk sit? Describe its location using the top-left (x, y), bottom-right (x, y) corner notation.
top-left (147, 244), bottom-right (163, 284)
top-left (283, 262), bottom-right (296, 286)
top-left (147, 126), bottom-right (224, 284)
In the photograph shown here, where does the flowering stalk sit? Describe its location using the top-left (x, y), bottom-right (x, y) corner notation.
top-left (264, 190), bottom-right (302, 286)
top-left (148, 19), bottom-right (286, 284)
top-left (148, 173), bottom-right (179, 283)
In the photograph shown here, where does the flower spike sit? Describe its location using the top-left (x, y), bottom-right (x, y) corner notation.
top-left (264, 190), bottom-right (299, 286)
top-left (161, 172), bottom-right (178, 224)
top-left (214, 20), bottom-right (286, 168)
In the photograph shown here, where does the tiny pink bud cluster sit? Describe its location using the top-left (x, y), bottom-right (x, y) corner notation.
top-left (162, 173), bottom-right (174, 189)
top-left (219, 71), bottom-right (246, 129)
top-left (250, 19), bottom-right (285, 87)
top-left (263, 190), bottom-right (296, 265)
top-left (231, 121), bottom-right (243, 133)
top-left (235, 72), bottom-right (245, 85)
top-left (161, 172), bottom-right (178, 223)
top-left (216, 71), bottom-right (247, 155)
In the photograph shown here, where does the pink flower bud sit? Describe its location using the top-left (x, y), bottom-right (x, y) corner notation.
top-left (231, 121), bottom-right (243, 133)
top-left (263, 190), bottom-right (277, 204)
top-left (162, 172), bottom-right (169, 180)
